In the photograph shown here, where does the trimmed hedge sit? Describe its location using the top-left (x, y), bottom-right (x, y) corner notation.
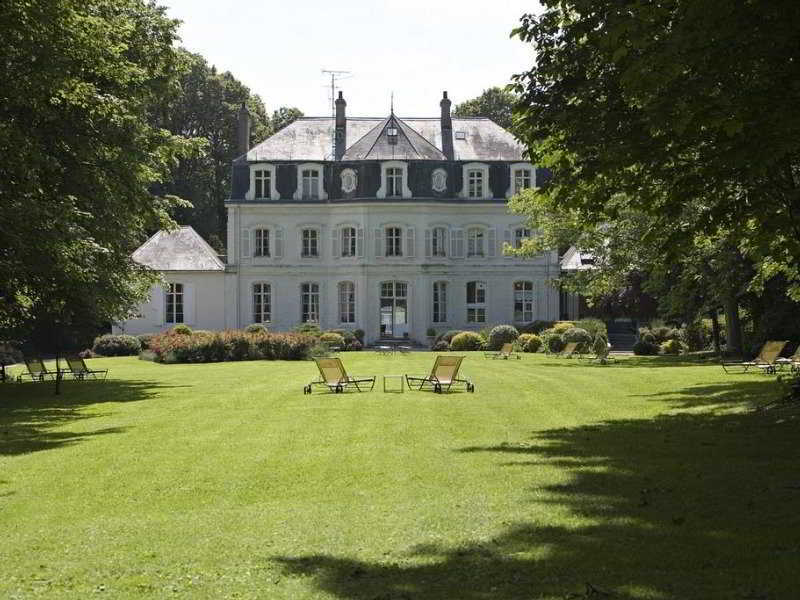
top-left (519, 333), bottom-right (542, 353)
top-left (245, 324), bottom-right (268, 334)
top-left (487, 325), bottom-right (520, 350)
top-left (563, 327), bottom-right (592, 352)
top-left (542, 330), bottom-right (566, 353)
top-left (147, 329), bottom-right (313, 363)
top-left (450, 331), bottom-right (484, 351)
top-left (92, 334), bottom-right (141, 357)
top-left (171, 324), bottom-right (192, 336)
top-left (552, 321), bottom-right (575, 334)
top-left (633, 340), bottom-right (660, 355)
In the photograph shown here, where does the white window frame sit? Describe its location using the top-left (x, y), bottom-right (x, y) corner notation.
top-left (165, 282), bottom-right (184, 324)
top-left (385, 226), bottom-right (403, 257)
top-left (467, 226), bottom-right (486, 258)
top-left (377, 160), bottom-right (412, 199)
top-left (432, 281), bottom-right (447, 323)
top-left (513, 280), bottom-right (534, 323)
top-left (301, 282), bottom-right (320, 323)
top-left (460, 162), bottom-right (491, 199)
top-left (466, 281), bottom-right (486, 323)
top-left (294, 163), bottom-right (327, 200)
top-left (338, 281), bottom-right (356, 324)
top-left (506, 162), bottom-right (535, 198)
top-left (431, 226), bottom-right (448, 258)
top-left (300, 227), bottom-right (320, 258)
top-left (253, 227), bottom-right (270, 257)
top-left (341, 226), bottom-right (357, 257)
top-left (246, 163), bottom-right (278, 200)
top-left (252, 282), bottom-right (272, 324)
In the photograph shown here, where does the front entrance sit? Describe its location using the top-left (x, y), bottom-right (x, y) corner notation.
top-left (379, 281), bottom-right (409, 338)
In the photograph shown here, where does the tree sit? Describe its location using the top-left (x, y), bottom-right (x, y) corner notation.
top-left (0, 0), bottom-right (200, 392)
top-left (271, 106), bottom-right (305, 133)
top-left (510, 1), bottom-right (800, 301)
top-left (453, 87), bottom-right (517, 130)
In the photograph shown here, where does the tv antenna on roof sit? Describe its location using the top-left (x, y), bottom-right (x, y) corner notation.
top-left (322, 69), bottom-right (352, 159)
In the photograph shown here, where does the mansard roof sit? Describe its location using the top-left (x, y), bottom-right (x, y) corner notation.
top-left (243, 116), bottom-right (524, 162)
top-left (132, 226), bottom-right (225, 271)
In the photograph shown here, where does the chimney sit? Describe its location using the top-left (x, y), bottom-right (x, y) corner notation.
top-left (440, 91), bottom-right (454, 160)
top-left (237, 102), bottom-right (250, 156)
top-left (335, 91), bottom-right (347, 160)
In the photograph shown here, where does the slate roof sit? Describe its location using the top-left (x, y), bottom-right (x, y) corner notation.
top-left (244, 116), bottom-right (525, 162)
top-left (132, 226), bottom-right (225, 271)
top-left (560, 246), bottom-right (596, 271)
top-left (341, 115), bottom-right (447, 161)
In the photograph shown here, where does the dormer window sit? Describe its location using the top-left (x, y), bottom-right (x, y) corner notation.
top-left (247, 163), bottom-right (277, 200)
top-left (468, 169), bottom-right (484, 198)
top-left (294, 163), bottom-right (327, 201)
top-left (507, 163), bottom-right (535, 198)
top-left (460, 162), bottom-right (491, 199)
top-left (255, 169), bottom-right (271, 199)
top-left (377, 161), bottom-right (411, 199)
top-left (386, 167), bottom-right (403, 198)
top-left (387, 126), bottom-right (398, 145)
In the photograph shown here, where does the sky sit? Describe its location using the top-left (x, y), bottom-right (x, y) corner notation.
top-left (160, 0), bottom-right (541, 118)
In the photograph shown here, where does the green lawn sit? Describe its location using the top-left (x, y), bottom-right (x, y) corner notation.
top-left (0, 353), bottom-right (797, 599)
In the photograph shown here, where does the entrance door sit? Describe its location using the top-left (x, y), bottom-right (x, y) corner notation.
top-left (379, 281), bottom-right (408, 337)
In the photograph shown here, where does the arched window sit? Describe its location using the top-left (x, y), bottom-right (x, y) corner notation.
top-left (466, 281), bottom-right (486, 323)
top-left (338, 281), bottom-right (355, 323)
top-left (253, 282), bottom-right (271, 323)
top-left (514, 281), bottom-right (534, 323)
top-left (301, 283), bottom-right (319, 323)
top-left (432, 281), bottom-right (447, 323)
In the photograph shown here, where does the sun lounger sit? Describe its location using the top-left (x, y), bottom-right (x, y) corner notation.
top-left (303, 357), bottom-right (375, 394)
top-left (484, 343), bottom-right (521, 360)
top-left (64, 356), bottom-right (108, 381)
top-left (17, 357), bottom-right (58, 382)
top-left (721, 340), bottom-right (788, 374)
top-left (405, 355), bottom-right (474, 393)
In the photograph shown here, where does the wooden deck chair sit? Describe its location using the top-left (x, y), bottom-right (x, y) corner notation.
top-left (776, 344), bottom-right (800, 373)
top-left (483, 343), bottom-right (521, 360)
top-left (17, 357), bottom-right (58, 382)
top-left (721, 340), bottom-right (788, 374)
top-left (303, 357), bottom-right (375, 394)
top-left (558, 342), bottom-right (580, 358)
top-left (64, 356), bottom-right (108, 381)
top-left (405, 355), bottom-right (475, 393)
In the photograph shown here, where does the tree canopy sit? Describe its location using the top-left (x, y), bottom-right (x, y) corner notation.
top-left (453, 87), bottom-right (517, 130)
top-left (510, 0), bottom-right (800, 300)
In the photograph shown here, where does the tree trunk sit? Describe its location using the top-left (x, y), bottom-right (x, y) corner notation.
top-left (723, 293), bottom-right (743, 356)
top-left (709, 309), bottom-right (722, 355)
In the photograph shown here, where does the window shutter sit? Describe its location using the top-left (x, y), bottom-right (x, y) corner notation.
top-left (332, 227), bottom-right (340, 259)
top-left (487, 227), bottom-right (497, 257)
top-left (241, 228), bottom-right (251, 258)
top-left (274, 227), bottom-right (284, 258)
top-left (374, 228), bottom-right (383, 258)
top-left (451, 228), bottom-right (465, 258)
top-left (424, 229), bottom-right (432, 258)
top-left (183, 283), bottom-right (195, 325)
top-left (356, 228), bottom-right (364, 258)
top-left (406, 227), bottom-right (415, 258)
top-left (504, 228), bottom-right (512, 258)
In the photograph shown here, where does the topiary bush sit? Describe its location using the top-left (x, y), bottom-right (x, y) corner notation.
top-left (171, 324), bottom-right (192, 336)
top-left (245, 324), bottom-right (268, 334)
top-left (542, 330), bottom-right (565, 353)
top-left (320, 332), bottom-right (345, 347)
top-left (522, 334), bottom-right (543, 353)
top-left (450, 331), bottom-right (484, 351)
top-left (639, 331), bottom-right (656, 344)
top-left (432, 340), bottom-right (450, 351)
top-left (92, 334), bottom-right (141, 356)
top-left (294, 323), bottom-right (322, 337)
top-left (434, 330), bottom-right (463, 348)
top-left (575, 318), bottom-right (607, 340)
top-left (592, 334), bottom-right (610, 362)
top-left (633, 340), bottom-right (660, 355)
top-left (487, 325), bottom-right (520, 350)
top-left (660, 339), bottom-right (683, 355)
top-left (563, 327), bottom-right (592, 352)
top-left (552, 321), bottom-right (575, 334)
top-left (328, 329), bottom-right (356, 343)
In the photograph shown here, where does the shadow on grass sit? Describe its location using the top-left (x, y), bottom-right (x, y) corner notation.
top-left (538, 355), bottom-right (728, 368)
top-left (273, 382), bottom-right (800, 600)
top-left (0, 379), bottom-right (180, 456)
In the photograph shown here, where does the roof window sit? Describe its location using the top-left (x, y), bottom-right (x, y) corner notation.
top-left (455, 131), bottom-right (467, 140)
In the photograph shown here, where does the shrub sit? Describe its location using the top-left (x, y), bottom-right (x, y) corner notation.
top-left (320, 332), bottom-right (345, 347)
top-left (92, 334), bottom-right (141, 357)
top-left (328, 329), bottom-right (356, 343)
top-left (542, 330), bottom-right (565, 353)
top-left (147, 330), bottom-right (312, 363)
top-left (353, 329), bottom-right (365, 342)
top-left (592, 334), bottom-right (610, 362)
top-left (640, 331), bottom-right (656, 344)
top-left (522, 334), bottom-right (543, 353)
top-left (633, 340), bottom-right (660, 355)
top-left (682, 321), bottom-right (711, 351)
top-left (294, 323), bottom-right (322, 337)
top-left (77, 348), bottom-right (95, 359)
top-left (450, 331), bottom-right (484, 351)
top-left (245, 324), bottom-right (268, 334)
top-left (136, 333), bottom-right (155, 350)
top-left (486, 325), bottom-right (520, 350)
top-left (434, 330), bottom-right (463, 346)
top-left (563, 327), bottom-right (592, 344)
top-left (660, 339), bottom-right (683, 355)
top-left (138, 350), bottom-right (157, 362)
top-left (575, 318), bottom-right (607, 339)
top-left (171, 324), bottom-right (192, 336)
top-left (552, 321), bottom-right (575, 334)
top-left (432, 340), bottom-right (450, 351)
top-left (0, 342), bottom-right (23, 366)
top-left (518, 320), bottom-right (554, 334)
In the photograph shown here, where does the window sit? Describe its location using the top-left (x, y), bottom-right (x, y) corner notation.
top-left (514, 227), bottom-right (531, 249)
top-left (385, 226), bottom-right (403, 257)
top-left (301, 228), bottom-right (319, 258)
top-left (254, 228), bottom-right (270, 257)
top-left (386, 167), bottom-right (403, 198)
top-left (165, 283), bottom-right (184, 324)
top-left (254, 169), bottom-right (271, 199)
top-left (513, 168), bottom-right (532, 195)
top-left (301, 169), bottom-right (320, 200)
top-left (301, 283), bottom-right (319, 323)
top-left (468, 170), bottom-right (484, 198)
top-left (467, 227), bottom-right (485, 257)
top-left (466, 281), bottom-right (486, 323)
top-left (339, 281), bottom-right (355, 323)
top-left (433, 281), bottom-right (447, 323)
top-left (514, 281), bottom-right (534, 322)
top-left (341, 227), bottom-right (357, 257)
top-left (253, 283), bottom-right (271, 323)
top-left (432, 227), bottom-right (447, 257)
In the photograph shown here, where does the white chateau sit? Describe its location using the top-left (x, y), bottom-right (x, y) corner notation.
top-left (115, 92), bottom-right (563, 343)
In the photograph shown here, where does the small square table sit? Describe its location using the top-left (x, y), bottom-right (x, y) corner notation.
top-left (383, 374), bottom-right (404, 393)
